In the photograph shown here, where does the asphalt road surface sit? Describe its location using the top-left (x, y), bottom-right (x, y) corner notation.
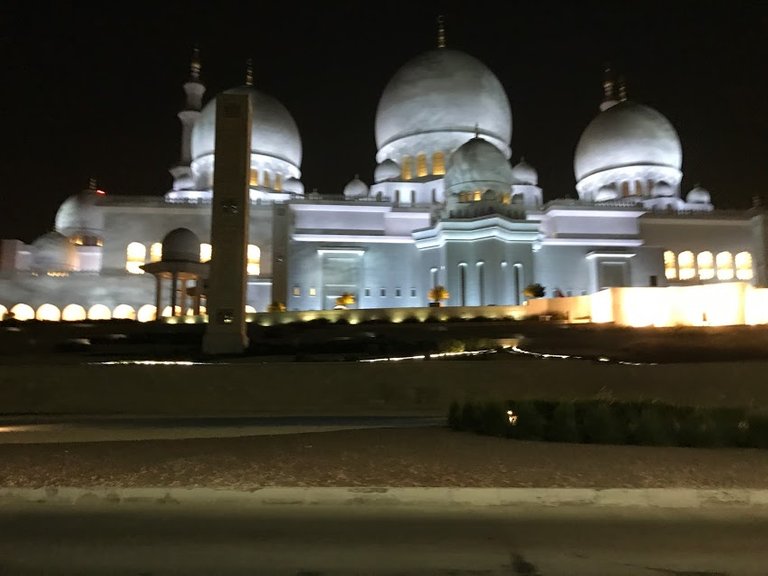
top-left (0, 503), bottom-right (766, 575)
top-left (0, 416), bottom-right (444, 444)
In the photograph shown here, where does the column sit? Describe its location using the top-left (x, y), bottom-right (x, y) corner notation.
top-left (154, 275), bottom-right (163, 321)
top-left (170, 272), bottom-right (178, 317)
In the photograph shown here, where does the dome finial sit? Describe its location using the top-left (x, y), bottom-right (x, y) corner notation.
top-left (437, 15), bottom-right (446, 48)
top-left (245, 58), bottom-right (254, 86)
top-left (600, 65), bottom-right (618, 111)
top-left (189, 46), bottom-right (201, 81)
top-left (474, 123), bottom-right (480, 138)
top-left (618, 75), bottom-right (627, 101)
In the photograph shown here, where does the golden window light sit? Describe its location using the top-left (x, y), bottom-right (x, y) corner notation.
top-left (678, 251), bottom-right (695, 280)
top-left (736, 251), bottom-right (753, 280)
top-left (697, 251), bottom-right (714, 280)
top-left (663, 250), bottom-right (677, 280)
top-left (716, 251), bottom-right (734, 280)
top-left (247, 244), bottom-right (261, 276)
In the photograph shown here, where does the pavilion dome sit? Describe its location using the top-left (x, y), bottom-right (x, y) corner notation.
top-left (575, 100), bottom-right (682, 183)
top-left (443, 137), bottom-right (513, 196)
top-left (686, 185), bottom-right (712, 204)
top-left (161, 228), bottom-right (200, 263)
top-left (343, 175), bottom-right (369, 198)
top-left (511, 158), bottom-right (538, 185)
top-left (374, 159), bottom-right (401, 182)
top-left (375, 49), bottom-right (512, 164)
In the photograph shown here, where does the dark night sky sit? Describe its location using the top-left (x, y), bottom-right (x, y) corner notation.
top-left (2, 1), bottom-right (767, 243)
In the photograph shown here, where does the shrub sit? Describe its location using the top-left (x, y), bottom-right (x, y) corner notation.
top-left (448, 401), bottom-right (462, 430)
top-left (548, 401), bottom-right (579, 443)
top-left (460, 401), bottom-right (479, 433)
top-left (748, 412), bottom-right (768, 449)
top-left (479, 401), bottom-right (507, 437)
top-left (634, 404), bottom-right (675, 446)
top-left (579, 401), bottom-right (625, 445)
top-left (437, 339), bottom-right (465, 353)
top-left (678, 408), bottom-right (719, 448)
top-left (508, 400), bottom-right (547, 440)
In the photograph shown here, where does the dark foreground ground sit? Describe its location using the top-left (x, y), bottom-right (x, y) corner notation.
top-left (3, 427), bottom-right (768, 489)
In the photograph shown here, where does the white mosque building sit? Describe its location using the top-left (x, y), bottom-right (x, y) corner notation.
top-left (0, 31), bottom-right (765, 326)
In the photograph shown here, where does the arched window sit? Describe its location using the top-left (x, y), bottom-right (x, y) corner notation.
top-left (247, 244), bottom-right (261, 276)
top-left (161, 305), bottom-right (181, 318)
top-left (416, 153), bottom-right (428, 177)
top-left (137, 304), bottom-right (157, 323)
top-left (0, 304), bottom-right (7, 320)
top-left (87, 304), bottom-right (112, 320)
top-left (697, 251), bottom-right (714, 280)
top-left (263, 170), bottom-right (272, 188)
top-left (432, 152), bottom-right (445, 176)
top-left (245, 305), bottom-right (257, 314)
top-left (149, 242), bottom-right (162, 263)
top-left (61, 304), bottom-right (87, 322)
top-left (274, 174), bottom-right (283, 192)
top-left (736, 251), bottom-right (753, 280)
top-left (126, 242), bottom-right (146, 274)
top-left (36, 303), bottom-right (61, 321)
top-left (200, 243), bottom-right (212, 263)
top-left (678, 251), bottom-right (695, 280)
top-left (10, 303), bottom-right (34, 321)
top-left (663, 250), bottom-right (677, 280)
top-left (473, 190), bottom-right (482, 202)
top-left (401, 156), bottom-right (413, 180)
top-left (113, 304), bottom-right (136, 320)
top-left (249, 168), bottom-right (259, 187)
top-left (716, 251), bottom-right (734, 280)
top-left (513, 263), bottom-right (524, 305)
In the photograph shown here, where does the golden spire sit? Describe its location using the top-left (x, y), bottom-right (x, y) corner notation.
top-left (437, 15), bottom-right (446, 48)
top-left (245, 58), bottom-right (254, 86)
top-left (190, 46), bottom-right (201, 81)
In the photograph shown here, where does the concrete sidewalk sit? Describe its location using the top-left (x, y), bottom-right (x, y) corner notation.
top-left (3, 486), bottom-right (768, 510)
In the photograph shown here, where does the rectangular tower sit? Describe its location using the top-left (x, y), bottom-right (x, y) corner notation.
top-left (202, 93), bottom-right (252, 355)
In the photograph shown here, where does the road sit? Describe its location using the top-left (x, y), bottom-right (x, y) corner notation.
top-left (0, 503), bottom-right (766, 575)
top-left (0, 415), bottom-right (443, 444)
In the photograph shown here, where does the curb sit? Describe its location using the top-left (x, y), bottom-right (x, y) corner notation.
top-left (2, 487), bottom-right (768, 509)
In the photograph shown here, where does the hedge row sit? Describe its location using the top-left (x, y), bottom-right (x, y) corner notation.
top-left (448, 399), bottom-right (768, 449)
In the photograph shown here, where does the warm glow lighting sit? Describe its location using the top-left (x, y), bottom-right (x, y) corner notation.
top-left (716, 251), bottom-right (734, 280)
top-left (126, 242), bottom-right (146, 274)
top-left (678, 251), bottom-right (695, 280)
top-left (663, 250), bottom-right (677, 280)
top-left (36, 303), bottom-right (61, 322)
top-left (245, 305), bottom-right (256, 314)
top-left (113, 304), bottom-right (136, 320)
top-left (9, 303), bottom-right (34, 321)
top-left (61, 304), bottom-right (87, 322)
top-left (416, 153), bottom-right (427, 177)
top-left (150, 242), bottom-right (162, 263)
top-left (432, 152), bottom-right (445, 176)
top-left (137, 304), bottom-right (157, 323)
top-left (697, 251), bottom-right (714, 280)
top-left (247, 244), bottom-right (261, 276)
top-left (200, 243), bottom-right (212, 263)
top-left (88, 304), bottom-right (111, 320)
top-left (0, 304), bottom-right (7, 320)
top-left (736, 252), bottom-right (753, 280)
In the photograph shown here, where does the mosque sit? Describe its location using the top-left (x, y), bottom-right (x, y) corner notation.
top-left (0, 25), bottom-right (765, 326)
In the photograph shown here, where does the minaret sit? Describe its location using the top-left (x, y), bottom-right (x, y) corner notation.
top-left (617, 75), bottom-right (628, 102)
top-left (599, 65), bottom-right (619, 111)
top-left (170, 47), bottom-right (206, 191)
top-left (245, 58), bottom-right (254, 86)
top-left (437, 15), bottom-right (446, 48)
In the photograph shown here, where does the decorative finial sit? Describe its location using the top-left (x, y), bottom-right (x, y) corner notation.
top-left (618, 76), bottom-right (627, 101)
top-left (602, 64), bottom-right (615, 101)
top-left (245, 58), bottom-right (253, 86)
top-left (474, 123), bottom-right (480, 138)
top-left (88, 177), bottom-right (97, 190)
top-left (189, 46), bottom-right (201, 81)
top-left (437, 15), bottom-right (446, 48)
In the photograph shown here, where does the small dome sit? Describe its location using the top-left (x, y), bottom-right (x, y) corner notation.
top-left (511, 158), bottom-right (538, 185)
top-left (32, 231), bottom-right (77, 272)
top-left (652, 181), bottom-right (675, 197)
top-left (343, 175), bottom-right (369, 198)
top-left (55, 187), bottom-right (105, 238)
top-left (444, 137), bottom-right (513, 195)
top-left (162, 228), bottom-right (200, 262)
top-left (686, 185), bottom-right (711, 204)
top-left (282, 177), bottom-right (305, 195)
top-left (374, 159), bottom-right (401, 182)
top-left (575, 101), bottom-right (682, 183)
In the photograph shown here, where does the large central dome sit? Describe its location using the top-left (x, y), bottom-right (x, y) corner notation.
top-left (375, 49), bottom-right (512, 165)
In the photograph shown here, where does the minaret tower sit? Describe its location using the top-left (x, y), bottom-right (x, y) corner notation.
top-left (170, 47), bottom-right (206, 191)
top-left (437, 15), bottom-right (446, 48)
top-left (599, 65), bottom-right (619, 111)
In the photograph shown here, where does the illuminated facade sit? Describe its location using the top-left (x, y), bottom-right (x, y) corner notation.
top-left (0, 36), bottom-right (766, 323)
